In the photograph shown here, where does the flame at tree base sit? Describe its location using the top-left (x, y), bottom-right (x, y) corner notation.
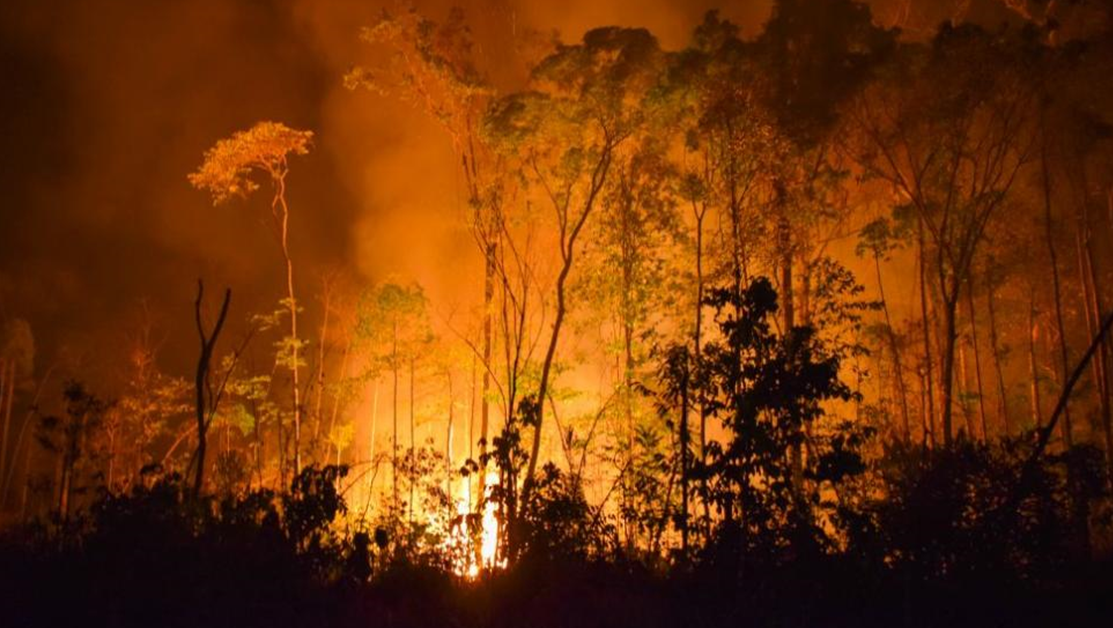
top-left (458, 471), bottom-right (502, 578)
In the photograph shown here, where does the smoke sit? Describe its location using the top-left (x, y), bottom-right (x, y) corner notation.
top-left (0, 0), bottom-right (1031, 385)
top-left (0, 0), bottom-right (359, 379)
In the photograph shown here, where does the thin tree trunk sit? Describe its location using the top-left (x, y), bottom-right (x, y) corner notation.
top-left (19, 432), bottom-right (32, 520)
top-left (1011, 309), bottom-right (1113, 505)
top-left (1075, 194), bottom-right (1113, 475)
top-left (1042, 137), bottom-right (1074, 447)
top-left (523, 142), bottom-right (614, 507)
top-left (312, 280), bottom-right (333, 461)
top-left (623, 315), bottom-right (635, 547)
top-left (918, 364), bottom-right (929, 447)
top-left (193, 281), bottom-right (231, 497)
top-left (468, 351), bottom-right (476, 511)
top-left (693, 201), bottom-right (710, 538)
top-left (917, 218), bottom-right (937, 447)
top-left (959, 341), bottom-right (974, 439)
top-left (679, 356), bottom-right (690, 553)
top-left (527, 263), bottom-right (570, 493)
top-left (57, 452), bottom-right (69, 522)
top-left (409, 355), bottom-right (416, 525)
top-left (965, 288), bottom-right (989, 441)
top-left (446, 370), bottom-right (454, 508)
top-left (0, 362), bottom-right (12, 505)
top-left (779, 212), bottom-right (803, 491)
top-left (106, 425), bottom-right (117, 490)
top-left (939, 293), bottom-right (959, 447)
top-left (876, 254), bottom-right (912, 442)
top-left (1028, 291), bottom-right (1044, 429)
top-left (368, 378), bottom-right (379, 496)
top-left (985, 278), bottom-right (1011, 436)
top-left (325, 338), bottom-right (352, 462)
top-left (276, 175), bottom-right (302, 474)
top-left (619, 185), bottom-right (636, 549)
top-left (392, 319), bottom-right (399, 506)
top-left (479, 242), bottom-right (494, 513)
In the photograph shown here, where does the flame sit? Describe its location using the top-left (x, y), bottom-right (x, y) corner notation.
top-left (459, 471), bottom-right (502, 578)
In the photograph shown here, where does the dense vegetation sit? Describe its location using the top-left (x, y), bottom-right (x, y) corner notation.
top-left (3, 1), bottom-right (1113, 625)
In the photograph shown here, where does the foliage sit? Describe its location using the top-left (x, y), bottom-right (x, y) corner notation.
top-left (188, 121), bottom-right (313, 205)
top-left (693, 277), bottom-right (860, 554)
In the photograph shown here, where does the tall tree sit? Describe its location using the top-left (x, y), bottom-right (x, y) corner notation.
top-left (485, 26), bottom-right (666, 513)
top-left (190, 121), bottom-right (313, 473)
top-left (347, 6), bottom-right (516, 512)
top-left (848, 25), bottom-right (1036, 445)
top-left (356, 281), bottom-right (431, 510)
top-left (752, 0), bottom-right (893, 488)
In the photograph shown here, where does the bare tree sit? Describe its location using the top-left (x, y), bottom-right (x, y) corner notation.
top-left (192, 281), bottom-right (231, 496)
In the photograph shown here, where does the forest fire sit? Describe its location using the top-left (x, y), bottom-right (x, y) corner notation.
top-left (2, 0), bottom-right (1113, 626)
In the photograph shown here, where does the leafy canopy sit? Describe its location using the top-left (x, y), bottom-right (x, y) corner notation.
top-left (189, 121), bottom-right (313, 205)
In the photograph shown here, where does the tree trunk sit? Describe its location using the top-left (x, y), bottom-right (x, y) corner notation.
top-left (468, 352), bottom-right (476, 511)
top-left (57, 452), bottom-right (70, 522)
top-left (620, 187), bottom-right (636, 549)
top-left (985, 278), bottom-right (1011, 436)
top-left (392, 320), bottom-right (399, 506)
top-left (0, 361), bottom-right (12, 506)
top-left (312, 280), bottom-right (333, 462)
top-left (368, 378), bottom-right (379, 496)
top-left (325, 338), bottom-right (352, 462)
top-left (779, 212), bottom-right (804, 492)
top-left (479, 242), bottom-right (495, 512)
top-left (522, 143), bottom-right (614, 505)
top-left (679, 356), bottom-right (690, 553)
top-left (965, 288), bottom-right (989, 441)
top-left (939, 293), bottom-right (959, 447)
top-left (1076, 197), bottom-right (1113, 475)
top-left (446, 370), bottom-right (454, 510)
top-left (959, 341), bottom-right (974, 439)
top-left (918, 364), bottom-right (929, 447)
top-left (527, 259), bottom-right (571, 494)
top-left (193, 281), bottom-right (231, 497)
top-left (876, 254), bottom-right (912, 443)
top-left (276, 176), bottom-right (302, 475)
top-left (1028, 291), bottom-right (1044, 429)
top-left (410, 356), bottom-right (416, 525)
top-left (1042, 139), bottom-right (1074, 447)
top-left (917, 218), bottom-right (937, 446)
top-left (693, 201), bottom-right (710, 538)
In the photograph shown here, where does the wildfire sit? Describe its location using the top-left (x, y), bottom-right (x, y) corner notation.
top-left (459, 471), bottom-right (501, 578)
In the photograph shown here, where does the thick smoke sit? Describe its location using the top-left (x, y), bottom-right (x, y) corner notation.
top-left (0, 0), bottom-right (1036, 385)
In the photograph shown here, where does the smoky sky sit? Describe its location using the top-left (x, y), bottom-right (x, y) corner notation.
top-left (0, 0), bottom-right (1027, 382)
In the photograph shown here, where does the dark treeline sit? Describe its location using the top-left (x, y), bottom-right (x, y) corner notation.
top-left (3, 1), bottom-right (1113, 626)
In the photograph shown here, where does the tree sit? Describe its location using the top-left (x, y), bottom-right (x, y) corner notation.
top-left (577, 130), bottom-right (681, 549)
top-left (356, 281), bottom-right (431, 513)
top-left (0, 318), bottom-right (33, 510)
top-left (191, 281), bottom-right (231, 497)
top-left (485, 26), bottom-right (666, 512)
top-left (346, 7), bottom-right (512, 513)
top-left (848, 25), bottom-right (1036, 445)
top-left (103, 308), bottom-right (189, 492)
top-left (763, 0), bottom-right (891, 494)
top-left (694, 276), bottom-right (861, 552)
top-left (190, 121), bottom-right (313, 473)
top-left (36, 382), bottom-right (110, 522)
top-left (857, 216), bottom-right (913, 442)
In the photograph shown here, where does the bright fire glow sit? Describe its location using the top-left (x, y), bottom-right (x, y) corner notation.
top-left (458, 471), bottom-right (502, 578)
